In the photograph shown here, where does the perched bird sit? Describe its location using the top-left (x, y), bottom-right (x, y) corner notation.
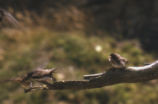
top-left (0, 67), bottom-right (57, 93)
top-left (108, 53), bottom-right (128, 69)
top-left (22, 68), bottom-right (57, 83)
top-left (0, 8), bottom-right (19, 27)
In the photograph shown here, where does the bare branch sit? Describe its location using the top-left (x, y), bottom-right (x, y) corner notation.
top-left (37, 60), bottom-right (158, 90)
top-left (4, 53), bottom-right (158, 92)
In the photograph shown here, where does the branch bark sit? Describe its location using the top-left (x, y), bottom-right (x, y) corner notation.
top-left (37, 60), bottom-right (158, 91)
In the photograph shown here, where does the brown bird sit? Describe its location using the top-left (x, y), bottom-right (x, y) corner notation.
top-left (0, 68), bottom-right (57, 93)
top-left (0, 8), bottom-right (19, 27)
top-left (108, 53), bottom-right (128, 69)
top-left (22, 68), bottom-right (57, 83)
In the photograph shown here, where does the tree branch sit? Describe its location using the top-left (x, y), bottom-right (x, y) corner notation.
top-left (36, 60), bottom-right (158, 91)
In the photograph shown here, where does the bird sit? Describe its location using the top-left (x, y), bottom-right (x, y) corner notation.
top-left (108, 53), bottom-right (128, 69)
top-left (0, 8), bottom-right (19, 27)
top-left (22, 68), bottom-right (57, 83)
top-left (0, 67), bottom-right (57, 93)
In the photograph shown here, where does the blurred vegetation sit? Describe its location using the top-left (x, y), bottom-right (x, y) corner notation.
top-left (0, 0), bottom-right (158, 104)
top-left (1, 0), bottom-right (158, 52)
top-left (0, 27), bottom-right (157, 104)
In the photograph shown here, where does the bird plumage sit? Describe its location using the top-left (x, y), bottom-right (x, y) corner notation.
top-left (109, 53), bottom-right (128, 69)
top-left (22, 68), bottom-right (57, 82)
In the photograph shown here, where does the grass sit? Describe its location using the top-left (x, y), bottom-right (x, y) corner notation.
top-left (0, 26), bottom-right (156, 104)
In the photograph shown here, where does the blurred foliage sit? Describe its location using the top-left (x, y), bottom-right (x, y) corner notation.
top-left (1, 0), bottom-right (158, 52)
top-left (0, 26), bottom-right (157, 104)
